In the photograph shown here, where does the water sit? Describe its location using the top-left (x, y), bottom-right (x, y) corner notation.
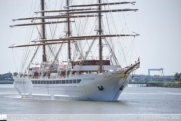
top-left (0, 84), bottom-right (181, 114)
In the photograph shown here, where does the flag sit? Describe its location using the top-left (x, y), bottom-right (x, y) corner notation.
top-left (31, 19), bottom-right (33, 23)
top-left (138, 57), bottom-right (140, 61)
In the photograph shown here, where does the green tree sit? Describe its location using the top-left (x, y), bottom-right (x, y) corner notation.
top-left (158, 78), bottom-right (163, 82)
top-left (134, 77), bottom-right (139, 82)
top-left (174, 73), bottom-right (180, 81)
top-left (144, 77), bottom-right (149, 83)
top-left (0, 75), bottom-right (3, 80)
top-left (13, 72), bottom-right (18, 76)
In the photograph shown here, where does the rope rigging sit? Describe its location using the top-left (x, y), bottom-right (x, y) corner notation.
top-left (10, 0), bottom-right (139, 76)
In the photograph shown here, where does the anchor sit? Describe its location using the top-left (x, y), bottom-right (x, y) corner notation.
top-left (98, 85), bottom-right (104, 91)
top-left (119, 85), bottom-right (124, 90)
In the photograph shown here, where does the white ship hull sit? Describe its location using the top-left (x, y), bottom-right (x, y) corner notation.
top-left (13, 72), bottom-right (129, 101)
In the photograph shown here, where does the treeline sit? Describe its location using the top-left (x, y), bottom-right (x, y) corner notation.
top-left (0, 72), bottom-right (17, 81)
top-left (129, 74), bottom-right (174, 84)
top-left (147, 73), bottom-right (181, 87)
top-left (129, 73), bottom-right (181, 88)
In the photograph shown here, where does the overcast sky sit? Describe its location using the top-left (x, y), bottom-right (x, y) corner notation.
top-left (0, 0), bottom-right (181, 76)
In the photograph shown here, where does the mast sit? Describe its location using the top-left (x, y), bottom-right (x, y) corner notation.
top-left (41, 0), bottom-right (46, 62)
top-left (67, 0), bottom-right (71, 60)
top-left (99, 0), bottom-right (102, 73)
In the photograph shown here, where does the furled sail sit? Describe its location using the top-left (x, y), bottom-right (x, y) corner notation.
top-left (32, 34), bottom-right (139, 42)
top-left (9, 42), bottom-right (68, 48)
top-left (12, 15), bottom-right (99, 21)
top-left (35, 8), bottom-right (98, 13)
top-left (62, 9), bottom-right (138, 15)
top-left (10, 21), bottom-right (75, 27)
top-left (65, 1), bottom-right (136, 7)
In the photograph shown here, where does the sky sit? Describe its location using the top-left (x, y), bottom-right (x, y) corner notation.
top-left (0, 0), bottom-right (181, 76)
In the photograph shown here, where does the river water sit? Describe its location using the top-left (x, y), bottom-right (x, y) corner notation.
top-left (0, 84), bottom-right (181, 121)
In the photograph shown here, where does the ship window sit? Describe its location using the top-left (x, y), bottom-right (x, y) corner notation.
top-left (53, 80), bottom-right (55, 84)
top-left (41, 81), bottom-right (43, 84)
top-left (35, 80), bottom-right (37, 84)
top-left (32, 80), bottom-right (34, 84)
top-left (66, 80), bottom-right (69, 83)
top-left (50, 81), bottom-right (52, 84)
top-left (44, 81), bottom-right (46, 84)
top-left (47, 81), bottom-right (50, 84)
top-left (90, 62), bottom-right (94, 65)
top-left (59, 80), bottom-right (62, 84)
top-left (103, 61), bottom-right (109, 65)
top-left (62, 80), bottom-right (65, 84)
top-left (56, 80), bottom-right (59, 84)
top-left (77, 79), bottom-right (81, 83)
top-left (38, 81), bottom-right (40, 84)
top-left (69, 80), bottom-right (72, 83)
top-left (95, 62), bottom-right (99, 65)
top-left (86, 62), bottom-right (90, 65)
top-left (73, 80), bottom-right (76, 83)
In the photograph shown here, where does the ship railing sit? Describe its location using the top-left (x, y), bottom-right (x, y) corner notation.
top-left (86, 56), bottom-right (110, 60)
top-left (14, 69), bottom-right (107, 80)
top-left (24, 72), bottom-right (96, 79)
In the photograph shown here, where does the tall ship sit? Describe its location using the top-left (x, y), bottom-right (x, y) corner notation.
top-left (9, 0), bottom-right (140, 101)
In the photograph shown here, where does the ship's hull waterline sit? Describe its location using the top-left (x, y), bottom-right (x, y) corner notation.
top-left (13, 73), bottom-right (129, 101)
